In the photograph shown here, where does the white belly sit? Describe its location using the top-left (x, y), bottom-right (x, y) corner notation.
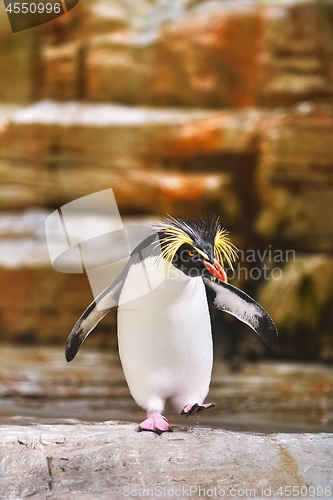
top-left (117, 258), bottom-right (213, 413)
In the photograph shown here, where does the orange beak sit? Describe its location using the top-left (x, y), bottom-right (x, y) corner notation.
top-left (203, 259), bottom-right (228, 282)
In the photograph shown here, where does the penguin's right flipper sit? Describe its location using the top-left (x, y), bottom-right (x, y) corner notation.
top-left (65, 232), bottom-right (160, 362)
top-left (65, 271), bottom-right (127, 362)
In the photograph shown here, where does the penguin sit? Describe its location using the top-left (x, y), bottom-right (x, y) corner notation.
top-left (65, 215), bottom-right (278, 434)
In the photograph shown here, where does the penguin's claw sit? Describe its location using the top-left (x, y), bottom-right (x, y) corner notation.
top-left (181, 402), bottom-right (215, 416)
top-left (137, 412), bottom-right (173, 435)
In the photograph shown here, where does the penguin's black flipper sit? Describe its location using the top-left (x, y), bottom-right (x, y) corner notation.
top-left (203, 278), bottom-right (278, 348)
top-left (65, 232), bottom-right (160, 362)
top-left (65, 270), bottom-right (127, 362)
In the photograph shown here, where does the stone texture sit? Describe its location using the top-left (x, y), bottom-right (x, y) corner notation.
top-left (0, 266), bottom-right (117, 345)
top-left (1, 346), bottom-right (333, 433)
top-left (0, 102), bottom-right (256, 219)
top-left (41, 42), bottom-right (82, 101)
top-left (0, 8), bottom-right (40, 104)
top-left (3, 100), bottom-right (333, 248)
top-left (1, 0), bottom-right (333, 360)
top-left (2, 1), bottom-right (333, 107)
top-left (0, 421), bottom-right (333, 500)
top-left (37, 0), bottom-right (333, 107)
top-left (259, 1), bottom-right (333, 106)
top-left (85, 6), bottom-right (264, 107)
top-left (258, 255), bottom-right (333, 360)
top-left (255, 103), bottom-right (333, 251)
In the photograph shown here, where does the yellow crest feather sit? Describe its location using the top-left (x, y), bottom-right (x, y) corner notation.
top-left (157, 224), bottom-right (194, 264)
top-left (214, 227), bottom-right (238, 270)
top-left (155, 216), bottom-right (238, 271)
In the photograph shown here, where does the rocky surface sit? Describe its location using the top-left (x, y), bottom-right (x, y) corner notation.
top-left (0, 14), bottom-right (37, 103)
top-left (1, 346), bottom-right (333, 433)
top-left (1, 421), bottom-right (333, 500)
top-left (0, 265), bottom-right (118, 345)
top-left (82, 0), bottom-right (333, 107)
top-left (256, 103), bottom-right (333, 252)
top-left (1, 0), bottom-right (333, 354)
top-left (0, 102), bottom-right (247, 219)
top-left (258, 255), bottom-right (333, 360)
top-left (2, 0), bottom-right (333, 107)
top-left (1, 101), bottom-right (333, 247)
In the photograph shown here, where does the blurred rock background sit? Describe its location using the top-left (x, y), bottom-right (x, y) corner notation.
top-left (0, 0), bottom-right (333, 362)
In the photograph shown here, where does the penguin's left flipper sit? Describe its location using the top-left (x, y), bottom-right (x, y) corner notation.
top-left (203, 278), bottom-right (278, 348)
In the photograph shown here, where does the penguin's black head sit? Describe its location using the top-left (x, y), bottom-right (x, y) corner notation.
top-left (157, 215), bottom-right (237, 281)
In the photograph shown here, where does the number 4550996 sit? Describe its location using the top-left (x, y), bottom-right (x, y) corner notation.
top-left (276, 486), bottom-right (332, 497)
top-left (6, 2), bottom-right (61, 13)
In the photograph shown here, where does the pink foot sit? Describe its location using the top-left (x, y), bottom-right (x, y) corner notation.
top-left (181, 402), bottom-right (215, 416)
top-left (137, 412), bottom-right (173, 435)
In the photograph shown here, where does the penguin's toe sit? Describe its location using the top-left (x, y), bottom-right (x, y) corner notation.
top-left (137, 412), bottom-right (173, 435)
top-left (181, 402), bottom-right (215, 416)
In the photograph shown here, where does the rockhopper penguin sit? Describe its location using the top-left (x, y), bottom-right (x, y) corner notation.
top-left (65, 215), bottom-right (278, 434)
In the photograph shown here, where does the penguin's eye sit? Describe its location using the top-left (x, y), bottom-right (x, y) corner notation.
top-left (188, 250), bottom-right (195, 257)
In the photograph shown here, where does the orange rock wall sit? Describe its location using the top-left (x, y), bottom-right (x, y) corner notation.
top-left (0, 0), bottom-right (333, 358)
top-left (0, 267), bottom-right (117, 346)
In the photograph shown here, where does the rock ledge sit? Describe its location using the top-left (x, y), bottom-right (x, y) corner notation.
top-left (1, 421), bottom-right (333, 499)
